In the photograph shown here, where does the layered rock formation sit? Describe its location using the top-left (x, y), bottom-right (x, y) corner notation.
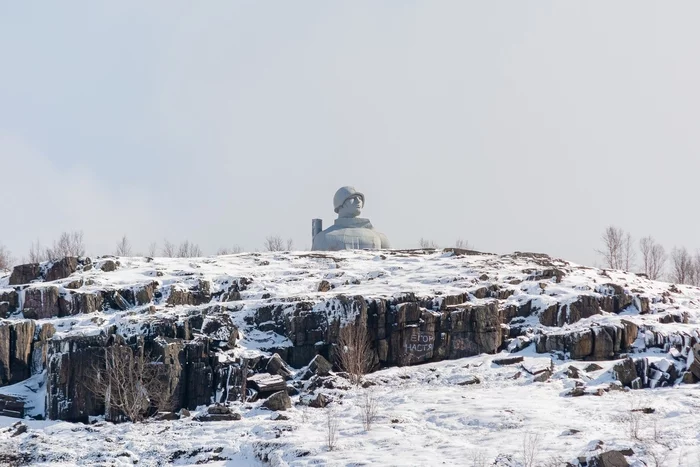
top-left (1, 250), bottom-right (699, 421)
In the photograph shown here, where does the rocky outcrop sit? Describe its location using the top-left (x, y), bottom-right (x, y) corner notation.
top-left (22, 287), bottom-right (61, 320)
top-left (0, 320), bottom-right (37, 386)
top-left (9, 263), bottom-right (41, 286)
top-left (535, 321), bottom-right (638, 360)
top-left (44, 257), bottom-right (78, 282)
top-left (0, 290), bottom-right (19, 318)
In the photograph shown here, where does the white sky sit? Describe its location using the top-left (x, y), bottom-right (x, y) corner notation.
top-left (2, 2), bottom-right (699, 266)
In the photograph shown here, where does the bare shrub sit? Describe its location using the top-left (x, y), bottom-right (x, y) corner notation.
top-left (217, 246), bottom-right (243, 255)
top-left (640, 237), bottom-right (667, 280)
top-left (0, 244), bottom-right (13, 272)
top-left (360, 390), bottom-right (378, 431)
top-left (177, 240), bottom-right (202, 258)
top-left (470, 449), bottom-right (488, 466)
top-left (264, 235), bottom-right (293, 252)
top-left (622, 411), bottom-right (643, 441)
top-left (455, 238), bottom-right (471, 250)
top-left (115, 235), bottom-right (132, 256)
top-left (45, 231), bottom-right (85, 259)
top-left (418, 238), bottom-right (439, 249)
top-left (325, 406), bottom-right (339, 451)
top-left (84, 345), bottom-right (173, 422)
top-left (334, 322), bottom-right (373, 386)
top-left (522, 432), bottom-right (541, 467)
top-left (646, 444), bottom-right (669, 467)
top-left (147, 242), bottom-right (157, 257)
top-left (161, 239), bottom-right (175, 258)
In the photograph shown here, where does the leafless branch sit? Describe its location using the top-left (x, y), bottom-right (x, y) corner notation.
top-left (84, 345), bottom-right (173, 422)
top-left (334, 321), bottom-right (373, 386)
top-left (115, 235), bottom-right (132, 256)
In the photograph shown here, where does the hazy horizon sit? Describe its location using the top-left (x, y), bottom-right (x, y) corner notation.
top-left (2, 2), bottom-right (700, 268)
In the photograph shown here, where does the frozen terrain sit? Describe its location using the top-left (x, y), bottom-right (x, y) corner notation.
top-left (1, 249), bottom-right (699, 466)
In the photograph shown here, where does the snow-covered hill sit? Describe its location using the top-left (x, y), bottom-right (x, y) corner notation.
top-left (1, 249), bottom-right (699, 466)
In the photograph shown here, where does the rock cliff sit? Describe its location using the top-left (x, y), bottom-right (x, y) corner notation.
top-left (1, 249), bottom-right (698, 421)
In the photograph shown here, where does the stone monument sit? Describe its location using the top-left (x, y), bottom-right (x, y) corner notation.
top-left (311, 186), bottom-right (391, 251)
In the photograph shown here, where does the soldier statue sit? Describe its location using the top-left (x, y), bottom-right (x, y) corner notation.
top-left (311, 186), bottom-right (391, 251)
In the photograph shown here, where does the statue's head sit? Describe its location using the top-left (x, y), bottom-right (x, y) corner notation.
top-left (334, 186), bottom-right (365, 218)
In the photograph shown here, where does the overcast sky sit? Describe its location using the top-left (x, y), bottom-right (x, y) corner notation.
top-left (2, 2), bottom-right (699, 267)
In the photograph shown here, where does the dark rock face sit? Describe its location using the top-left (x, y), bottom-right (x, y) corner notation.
top-left (44, 257), bottom-right (78, 282)
top-left (612, 357), bottom-right (637, 387)
top-left (9, 263), bottom-right (42, 285)
top-left (0, 320), bottom-right (37, 386)
top-left (46, 334), bottom-right (107, 422)
top-left (0, 290), bottom-right (19, 318)
top-left (536, 321), bottom-right (638, 360)
top-left (22, 287), bottom-right (61, 320)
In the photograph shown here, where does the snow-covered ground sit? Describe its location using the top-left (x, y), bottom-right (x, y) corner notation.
top-left (2, 249), bottom-right (700, 465)
top-left (2, 349), bottom-right (699, 466)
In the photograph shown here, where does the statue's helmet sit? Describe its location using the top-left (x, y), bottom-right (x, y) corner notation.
top-left (333, 186), bottom-right (365, 213)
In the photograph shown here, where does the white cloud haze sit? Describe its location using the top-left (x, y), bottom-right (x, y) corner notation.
top-left (2, 2), bottom-right (700, 266)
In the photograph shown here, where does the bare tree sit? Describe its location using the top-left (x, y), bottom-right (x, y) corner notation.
top-left (177, 240), bottom-right (202, 258)
top-left (334, 322), bottom-right (373, 386)
top-left (0, 244), bottom-right (13, 272)
top-left (622, 232), bottom-right (636, 271)
top-left (418, 238), bottom-right (439, 249)
top-left (360, 390), bottom-right (378, 431)
top-left (217, 245), bottom-right (243, 255)
top-left (522, 432), bottom-right (541, 467)
top-left (455, 238), bottom-right (471, 250)
top-left (670, 247), bottom-right (695, 285)
top-left (84, 345), bottom-right (173, 422)
top-left (28, 239), bottom-right (48, 263)
top-left (639, 237), bottom-right (667, 280)
top-left (596, 226), bottom-right (635, 270)
top-left (161, 239), bottom-right (176, 258)
top-left (325, 406), bottom-right (339, 451)
top-left (147, 242), bottom-right (157, 257)
top-left (264, 235), bottom-right (291, 252)
top-left (115, 235), bottom-right (132, 256)
top-left (45, 231), bottom-right (85, 259)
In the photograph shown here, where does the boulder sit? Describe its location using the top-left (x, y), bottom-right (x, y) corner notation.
top-left (317, 280), bottom-right (332, 292)
top-left (308, 393), bottom-right (330, 408)
top-left (262, 390), bottom-right (291, 411)
top-left (45, 257), bottom-right (78, 282)
top-left (612, 358), bottom-right (638, 388)
top-left (687, 344), bottom-right (700, 380)
top-left (248, 373), bottom-right (287, 396)
top-left (9, 263), bottom-right (41, 285)
top-left (100, 259), bottom-right (118, 272)
top-left (493, 355), bottom-right (523, 365)
top-left (266, 353), bottom-right (293, 379)
top-left (308, 354), bottom-right (333, 377)
top-left (22, 287), bottom-right (60, 319)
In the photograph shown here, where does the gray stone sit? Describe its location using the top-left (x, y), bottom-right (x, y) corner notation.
top-left (612, 357), bottom-right (638, 387)
top-left (9, 263), bottom-right (42, 285)
top-left (308, 354), bottom-right (333, 377)
top-left (100, 259), bottom-right (118, 272)
top-left (262, 390), bottom-right (292, 411)
top-left (45, 257), bottom-right (78, 282)
top-left (493, 355), bottom-right (524, 365)
top-left (308, 393), bottom-right (330, 408)
top-left (266, 353), bottom-right (293, 379)
top-left (312, 186), bottom-right (390, 251)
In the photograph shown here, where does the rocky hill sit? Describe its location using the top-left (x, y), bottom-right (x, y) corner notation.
top-left (1, 249), bottom-right (699, 465)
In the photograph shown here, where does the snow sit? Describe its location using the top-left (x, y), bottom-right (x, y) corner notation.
top-left (2, 352), bottom-right (699, 466)
top-left (2, 249), bottom-right (700, 465)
